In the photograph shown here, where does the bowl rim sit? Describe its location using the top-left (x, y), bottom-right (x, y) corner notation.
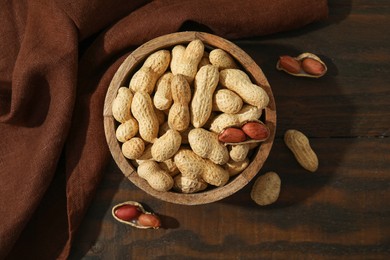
top-left (103, 31), bottom-right (277, 205)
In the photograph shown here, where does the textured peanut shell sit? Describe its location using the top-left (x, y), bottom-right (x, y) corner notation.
top-left (153, 72), bottom-right (173, 110)
top-left (112, 87), bottom-right (133, 123)
top-left (229, 144), bottom-right (250, 162)
top-left (209, 49), bottom-right (238, 70)
top-left (284, 129), bottom-right (319, 172)
top-left (115, 118), bottom-right (138, 143)
top-left (212, 88), bottom-right (243, 114)
top-left (219, 69), bottom-right (269, 109)
top-left (173, 175), bottom-right (208, 194)
top-left (168, 74), bottom-right (191, 132)
top-left (131, 92), bottom-right (159, 143)
top-left (129, 50), bottom-right (171, 93)
top-left (151, 129), bottom-right (182, 162)
top-left (122, 137), bottom-right (145, 160)
top-left (251, 171), bottom-right (281, 206)
top-left (224, 158), bottom-right (250, 177)
top-left (174, 149), bottom-right (229, 187)
top-left (188, 128), bottom-right (229, 165)
top-left (137, 160), bottom-right (174, 192)
top-left (170, 39), bottom-right (204, 83)
top-left (143, 49), bottom-right (171, 74)
top-left (191, 65), bottom-right (219, 128)
top-left (209, 105), bottom-right (262, 133)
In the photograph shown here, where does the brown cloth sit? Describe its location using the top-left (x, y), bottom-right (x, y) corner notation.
top-left (0, 0), bottom-right (328, 259)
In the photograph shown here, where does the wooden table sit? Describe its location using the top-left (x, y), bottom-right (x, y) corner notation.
top-left (69, 1), bottom-right (390, 259)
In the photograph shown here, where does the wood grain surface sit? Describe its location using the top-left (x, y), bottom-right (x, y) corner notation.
top-left (69, 0), bottom-right (390, 259)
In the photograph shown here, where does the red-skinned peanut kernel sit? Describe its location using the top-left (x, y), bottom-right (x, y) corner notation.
top-left (137, 213), bottom-right (161, 229)
top-left (114, 205), bottom-right (142, 221)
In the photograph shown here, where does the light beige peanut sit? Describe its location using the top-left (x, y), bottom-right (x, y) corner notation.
top-left (229, 144), bottom-right (250, 162)
top-left (209, 49), bottom-right (238, 70)
top-left (168, 74), bottom-right (191, 132)
top-left (284, 129), bottom-right (319, 172)
top-left (188, 128), bottom-right (229, 165)
top-left (251, 171), bottom-right (281, 206)
top-left (112, 87), bottom-right (134, 123)
top-left (159, 159), bottom-right (180, 177)
top-left (212, 88), bottom-right (243, 114)
top-left (129, 50), bottom-right (171, 94)
top-left (153, 72), bottom-right (173, 110)
top-left (131, 91), bottom-right (159, 143)
top-left (174, 149), bottom-right (229, 187)
top-left (122, 137), bottom-right (145, 160)
top-left (137, 160), bottom-right (174, 192)
top-left (191, 65), bottom-right (219, 128)
top-left (173, 175), bottom-right (208, 193)
top-left (115, 118), bottom-right (138, 143)
top-left (219, 69), bottom-right (269, 109)
top-left (209, 105), bottom-right (262, 133)
top-left (170, 40), bottom-right (204, 83)
top-left (151, 129), bottom-right (182, 162)
top-left (224, 158), bottom-right (250, 177)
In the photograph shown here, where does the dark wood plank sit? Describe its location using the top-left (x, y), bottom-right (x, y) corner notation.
top-left (70, 137), bottom-right (390, 259)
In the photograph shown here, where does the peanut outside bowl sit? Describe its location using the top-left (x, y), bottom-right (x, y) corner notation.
top-left (103, 31), bottom-right (277, 205)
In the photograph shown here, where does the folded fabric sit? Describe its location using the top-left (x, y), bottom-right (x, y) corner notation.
top-left (0, 0), bottom-right (328, 259)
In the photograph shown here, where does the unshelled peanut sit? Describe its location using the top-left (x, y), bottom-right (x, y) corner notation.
top-left (224, 158), bottom-right (250, 177)
top-left (112, 87), bottom-right (134, 123)
top-left (122, 137), bottom-right (145, 160)
top-left (191, 65), bottom-right (219, 128)
top-left (212, 88), bottom-right (243, 114)
top-left (251, 171), bottom-right (281, 206)
top-left (137, 160), bottom-right (174, 191)
top-left (153, 72), bottom-right (173, 110)
top-left (129, 50), bottom-right (171, 94)
top-left (168, 74), bottom-right (191, 132)
top-left (131, 91), bottom-right (159, 143)
top-left (174, 149), bottom-right (229, 187)
top-left (170, 39), bottom-right (204, 83)
top-left (173, 175), bottom-right (208, 193)
top-left (219, 69), bottom-right (269, 109)
top-left (188, 128), bottom-right (229, 165)
top-left (284, 129), bottom-right (318, 172)
top-left (209, 49), bottom-right (238, 70)
top-left (229, 144), bottom-right (250, 162)
top-left (115, 118), bottom-right (138, 143)
top-left (151, 129), bottom-right (182, 162)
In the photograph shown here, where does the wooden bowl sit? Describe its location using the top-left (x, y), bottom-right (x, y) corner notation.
top-left (103, 31), bottom-right (276, 205)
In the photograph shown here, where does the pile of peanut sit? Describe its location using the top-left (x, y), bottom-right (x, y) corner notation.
top-left (112, 39), bottom-right (270, 193)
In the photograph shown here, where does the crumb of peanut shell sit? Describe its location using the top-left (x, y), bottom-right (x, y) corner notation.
top-left (250, 171), bottom-right (281, 206)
